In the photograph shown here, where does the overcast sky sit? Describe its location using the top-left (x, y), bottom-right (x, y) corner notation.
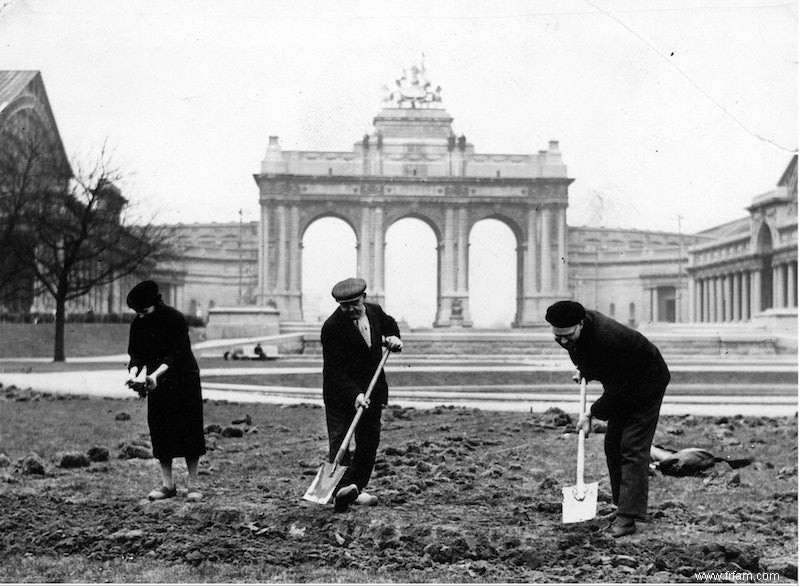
top-left (0, 0), bottom-right (796, 325)
top-left (1, 0), bottom-right (796, 234)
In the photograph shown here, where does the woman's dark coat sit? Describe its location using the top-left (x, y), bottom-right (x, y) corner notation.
top-left (127, 302), bottom-right (206, 460)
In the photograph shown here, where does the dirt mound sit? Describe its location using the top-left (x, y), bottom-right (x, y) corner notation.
top-left (0, 399), bottom-right (796, 582)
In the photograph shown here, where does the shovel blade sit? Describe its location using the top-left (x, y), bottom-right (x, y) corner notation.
top-left (561, 481), bottom-right (599, 524)
top-left (302, 462), bottom-right (347, 504)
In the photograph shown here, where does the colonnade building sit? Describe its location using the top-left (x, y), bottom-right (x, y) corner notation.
top-left (688, 156), bottom-right (797, 328)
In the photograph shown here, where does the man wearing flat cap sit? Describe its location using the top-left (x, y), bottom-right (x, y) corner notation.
top-left (321, 277), bottom-right (403, 512)
top-left (546, 300), bottom-right (670, 538)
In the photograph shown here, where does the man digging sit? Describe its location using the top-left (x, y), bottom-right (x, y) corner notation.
top-left (546, 300), bottom-right (670, 537)
top-left (321, 277), bottom-right (403, 513)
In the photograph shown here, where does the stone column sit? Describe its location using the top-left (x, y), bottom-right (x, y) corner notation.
top-left (650, 288), bottom-right (657, 322)
top-left (286, 205), bottom-right (302, 319)
top-left (289, 206), bottom-right (301, 292)
top-left (518, 207), bottom-right (539, 325)
top-left (557, 206), bottom-right (567, 293)
top-left (258, 203), bottom-right (270, 301)
top-left (708, 277), bottom-right (716, 322)
top-left (435, 208), bottom-right (455, 326)
top-left (752, 270), bottom-right (762, 315)
top-left (373, 207), bottom-right (385, 307)
top-left (358, 207), bottom-right (371, 280)
top-left (742, 271), bottom-right (750, 320)
top-left (693, 279), bottom-right (701, 322)
top-left (539, 207), bottom-right (552, 294)
top-left (773, 265), bottom-right (780, 309)
top-left (788, 262), bottom-right (797, 308)
top-left (275, 204), bottom-right (287, 293)
top-left (716, 276), bottom-right (724, 322)
top-left (732, 272), bottom-right (741, 321)
top-left (456, 207), bottom-right (472, 325)
top-left (723, 274), bottom-right (733, 322)
top-left (777, 263), bottom-right (787, 308)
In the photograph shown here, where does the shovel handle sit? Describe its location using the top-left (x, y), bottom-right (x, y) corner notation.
top-left (332, 347), bottom-right (391, 466)
top-left (576, 377), bottom-right (587, 487)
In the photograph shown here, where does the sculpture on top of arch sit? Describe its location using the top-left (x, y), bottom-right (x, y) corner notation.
top-left (380, 54), bottom-right (443, 109)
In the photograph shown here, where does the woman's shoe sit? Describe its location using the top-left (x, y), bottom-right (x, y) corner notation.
top-left (147, 485), bottom-right (177, 500)
top-left (187, 490), bottom-right (203, 502)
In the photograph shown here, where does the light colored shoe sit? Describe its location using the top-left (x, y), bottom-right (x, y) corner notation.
top-left (187, 490), bottom-right (203, 502)
top-left (355, 491), bottom-right (378, 506)
top-left (147, 485), bottom-right (177, 500)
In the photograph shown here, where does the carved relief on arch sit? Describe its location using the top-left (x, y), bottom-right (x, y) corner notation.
top-left (261, 180), bottom-right (289, 195)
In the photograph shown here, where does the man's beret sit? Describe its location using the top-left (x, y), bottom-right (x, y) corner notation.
top-left (127, 280), bottom-right (161, 311)
top-left (331, 277), bottom-right (367, 302)
top-left (545, 300), bottom-right (586, 328)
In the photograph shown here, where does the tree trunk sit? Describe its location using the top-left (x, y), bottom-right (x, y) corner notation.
top-left (53, 294), bottom-right (66, 362)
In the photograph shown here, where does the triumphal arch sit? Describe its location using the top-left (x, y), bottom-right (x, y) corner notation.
top-left (253, 65), bottom-right (573, 328)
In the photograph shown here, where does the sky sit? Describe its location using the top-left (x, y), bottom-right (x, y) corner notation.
top-left (0, 0), bottom-right (797, 326)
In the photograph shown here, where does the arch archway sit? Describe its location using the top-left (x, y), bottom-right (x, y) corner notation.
top-left (384, 217), bottom-right (438, 329)
top-left (469, 218), bottom-right (518, 328)
top-left (756, 223), bottom-right (774, 311)
top-left (301, 217), bottom-right (357, 323)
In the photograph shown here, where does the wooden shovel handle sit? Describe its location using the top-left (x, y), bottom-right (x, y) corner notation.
top-left (332, 347), bottom-right (391, 466)
top-left (576, 377), bottom-right (587, 487)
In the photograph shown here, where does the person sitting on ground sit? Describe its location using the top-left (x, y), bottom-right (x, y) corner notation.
top-left (254, 343), bottom-right (267, 360)
top-left (321, 277), bottom-right (403, 513)
top-left (125, 280), bottom-right (207, 502)
top-left (545, 300), bottom-right (670, 538)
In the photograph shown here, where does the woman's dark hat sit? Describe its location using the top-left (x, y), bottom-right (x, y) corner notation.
top-left (331, 277), bottom-right (367, 303)
top-left (127, 280), bottom-right (161, 311)
top-left (545, 300), bottom-right (586, 328)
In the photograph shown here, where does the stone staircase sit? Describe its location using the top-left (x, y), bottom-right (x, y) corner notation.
top-left (281, 321), bottom-right (794, 358)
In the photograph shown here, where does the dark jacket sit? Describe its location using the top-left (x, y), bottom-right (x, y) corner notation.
top-left (127, 302), bottom-right (205, 460)
top-left (321, 302), bottom-right (400, 408)
top-left (568, 310), bottom-right (670, 420)
top-left (127, 302), bottom-right (199, 379)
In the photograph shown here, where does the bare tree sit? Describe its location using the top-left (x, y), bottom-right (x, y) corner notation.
top-left (7, 145), bottom-right (175, 361)
top-left (0, 126), bottom-right (69, 310)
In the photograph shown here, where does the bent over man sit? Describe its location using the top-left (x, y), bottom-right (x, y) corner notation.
top-left (321, 277), bottom-right (403, 513)
top-left (546, 300), bottom-right (670, 538)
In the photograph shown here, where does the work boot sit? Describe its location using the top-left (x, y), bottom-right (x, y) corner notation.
top-left (609, 515), bottom-right (636, 538)
top-left (355, 491), bottom-right (378, 506)
top-left (334, 484), bottom-right (359, 513)
top-left (594, 510), bottom-right (617, 530)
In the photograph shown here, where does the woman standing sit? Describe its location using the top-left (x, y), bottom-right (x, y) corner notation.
top-left (125, 280), bottom-right (206, 501)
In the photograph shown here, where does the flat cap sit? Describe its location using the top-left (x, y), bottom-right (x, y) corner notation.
top-left (545, 300), bottom-right (586, 328)
top-left (127, 280), bottom-right (161, 311)
top-left (331, 277), bottom-right (367, 303)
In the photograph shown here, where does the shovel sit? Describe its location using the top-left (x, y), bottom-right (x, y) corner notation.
top-left (562, 377), bottom-right (598, 523)
top-left (303, 347), bottom-right (391, 504)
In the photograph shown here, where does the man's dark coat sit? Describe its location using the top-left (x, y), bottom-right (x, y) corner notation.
top-left (321, 302), bottom-right (400, 408)
top-left (567, 310), bottom-right (670, 420)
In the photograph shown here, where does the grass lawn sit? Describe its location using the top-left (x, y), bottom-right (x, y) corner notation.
top-left (0, 387), bottom-right (796, 583)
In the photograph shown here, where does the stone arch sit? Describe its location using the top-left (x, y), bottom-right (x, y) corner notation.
top-left (755, 222), bottom-right (774, 310)
top-left (384, 216), bottom-right (439, 329)
top-left (468, 217), bottom-right (519, 328)
top-left (301, 215), bottom-right (358, 323)
top-left (255, 190), bottom-right (570, 328)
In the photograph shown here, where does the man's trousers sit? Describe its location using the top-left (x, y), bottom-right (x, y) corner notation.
top-left (325, 401), bottom-right (382, 492)
top-left (604, 387), bottom-right (666, 520)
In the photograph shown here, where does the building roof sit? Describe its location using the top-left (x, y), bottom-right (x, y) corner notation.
top-left (0, 70), bottom-right (71, 176)
top-left (0, 70), bottom-right (39, 111)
